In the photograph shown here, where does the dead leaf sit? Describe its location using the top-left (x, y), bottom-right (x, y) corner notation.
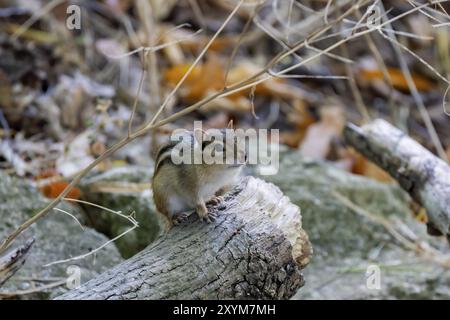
top-left (164, 58), bottom-right (305, 107)
top-left (40, 181), bottom-right (81, 199)
top-left (226, 62), bottom-right (305, 100)
top-left (56, 130), bottom-right (95, 177)
top-left (359, 67), bottom-right (434, 92)
top-left (299, 106), bottom-right (345, 159)
top-left (343, 148), bottom-right (393, 183)
top-left (164, 55), bottom-right (224, 102)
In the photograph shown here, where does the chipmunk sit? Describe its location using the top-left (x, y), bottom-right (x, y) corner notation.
top-left (152, 128), bottom-right (246, 227)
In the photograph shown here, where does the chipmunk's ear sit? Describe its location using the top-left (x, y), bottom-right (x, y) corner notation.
top-left (227, 119), bottom-right (234, 129)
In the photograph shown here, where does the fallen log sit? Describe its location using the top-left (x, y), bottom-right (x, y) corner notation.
top-left (0, 238), bottom-right (34, 287)
top-left (344, 119), bottom-right (450, 240)
top-left (57, 177), bottom-right (312, 300)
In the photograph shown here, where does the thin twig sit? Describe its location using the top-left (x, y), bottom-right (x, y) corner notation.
top-left (43, 222), bottom-right (137, 267)
top-left (0, 279), bottom-right (66, 298)
top-left (44, 198), bottom-right (138, 267)
top-left (286, 0), bottom-right (295, 42)
top-left (128, 52), bottom-right (148, 137)
top-left (63, 198), bottom-right (135, 221)
top-left (147, 0), bottom-right (246, 127)
top-left (353, 9), bottom-right (397, 113)
top-left (138, 0), bottom-right (161, 117)
top-left (378, 30), bottom-right (449, 84)
top-left (378, 2), bottom-right (448, 162)
top-left (188, 0), bottom-right (206, 29)
top-left (104, 31), bottom-right (203, 59)
top-left (341, 43), bottom-right (371, 122)
top-left (11, 0), bottom-right (65, 40)
top-left (53, 207), bottom-right (85, 231)
top-left (224, 3), bottom-right (261, 87)
top-left (324, 0), bottom-right (334, 24)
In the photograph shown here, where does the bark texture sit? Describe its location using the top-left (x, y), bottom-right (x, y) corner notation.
top-left (0, 238), bottom-right (34, 287)
top-left (57, 177), bottom-right (312, 300)
top-left (344, 119), bottom-right (450, 238)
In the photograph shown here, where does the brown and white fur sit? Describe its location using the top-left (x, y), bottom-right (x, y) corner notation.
top-left (152, 129), bottom-right (246, 227)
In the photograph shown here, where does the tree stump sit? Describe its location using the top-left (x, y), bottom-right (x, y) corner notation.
top-left (57, 177), bottom-right (312, 300)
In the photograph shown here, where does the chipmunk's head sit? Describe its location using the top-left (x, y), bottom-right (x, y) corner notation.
top-left (154, 127), bottom-right (247, 176)
top-left (196, 128), bottom-right (247, 171)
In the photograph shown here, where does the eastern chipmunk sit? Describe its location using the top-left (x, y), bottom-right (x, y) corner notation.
top-left (152, 128), bottom-right (246, 227)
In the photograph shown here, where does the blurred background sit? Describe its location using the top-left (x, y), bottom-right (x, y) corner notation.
top-left (1, 0), bottom-right (450, 299)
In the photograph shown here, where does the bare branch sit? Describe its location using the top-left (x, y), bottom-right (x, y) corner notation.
top-left (0, 238), bottom-right (34, 287)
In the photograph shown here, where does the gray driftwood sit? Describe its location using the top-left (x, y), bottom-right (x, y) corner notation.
top-left (57, 177), bottom-right (312, 300)
top-left (0, 238), bottom-right (34, 287)
top-left (344, 119), bottom-right (450, 239)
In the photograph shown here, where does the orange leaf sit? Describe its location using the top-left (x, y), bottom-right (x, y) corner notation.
top-left (164, 56), bottom-right (225, 102)
top-left (40, 181), bottom-right (81, 199)
top-left (360, 68), bottom-right (434, 92)
top-left (163, 59), bottom-right (297, 104)
top-left (226, 62), bottom-right (286, 99)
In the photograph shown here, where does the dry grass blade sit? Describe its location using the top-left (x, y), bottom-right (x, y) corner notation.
top-left (43, 198), bottom-right (138, 267)
top-left (378, 2), bottom-right (448, 162)
top-left (53, 207), bottom-right (85, 231)
top-left (11, 0), bottom-right (65, 40)
top-left (128, 53), bottom-right (148, 137)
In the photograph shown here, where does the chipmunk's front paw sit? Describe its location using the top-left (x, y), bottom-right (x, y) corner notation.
top-left (207, 195), bottom-right (224, 206)
top-left (196, 201), bottom-right (216, 223)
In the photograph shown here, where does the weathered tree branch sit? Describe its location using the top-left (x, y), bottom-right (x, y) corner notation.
top-left (344, 119), bottom-right (450, 239)
top-left (57, 177), bottom-right (312, 300)
top-left (0, 238), bottom-right (34, 287)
